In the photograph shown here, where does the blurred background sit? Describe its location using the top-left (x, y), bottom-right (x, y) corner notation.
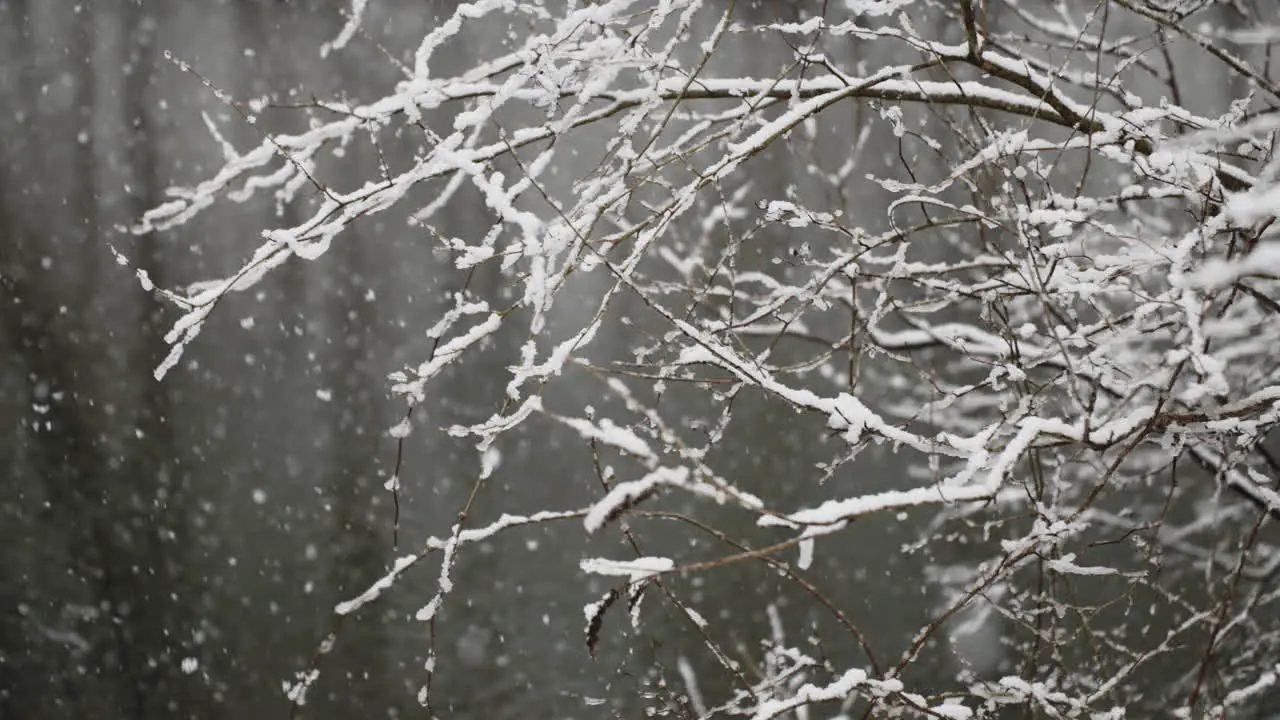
top-left (0, 2), bottom-right (1263, 719)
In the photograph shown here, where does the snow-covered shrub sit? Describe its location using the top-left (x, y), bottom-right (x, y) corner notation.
top-left (128, 1), bottom-right (1280, 717)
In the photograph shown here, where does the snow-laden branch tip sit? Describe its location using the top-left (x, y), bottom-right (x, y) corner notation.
top-left (319, 0), bottom-right (368, 58)
top-left (580, 557), bottom-right (674, 582)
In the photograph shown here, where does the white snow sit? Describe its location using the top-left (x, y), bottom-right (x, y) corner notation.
top-left (580, 556), bottom-right (674, 582)
top-left (583, 467), bottom-right (688, 533)
top-left (930, 701), bottom-right (974, 719)
top-left (797, 538), bottom-right (814, 570)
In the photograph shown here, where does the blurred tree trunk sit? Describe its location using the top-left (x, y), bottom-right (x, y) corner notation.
top-left (320, 228), bottom-right (395, 714)
top-left (116, 1), bottom-right (218, 716)
top-left (312, 4), bottom-right (396, 713)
